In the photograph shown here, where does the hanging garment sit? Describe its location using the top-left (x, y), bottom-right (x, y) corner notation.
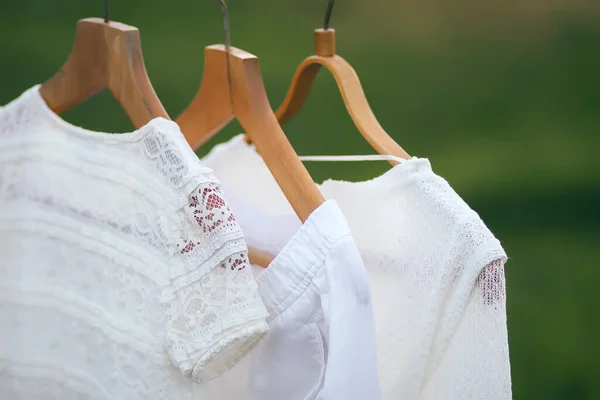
top-left (206, 199), bottom-right (380, 400)
top-left (0, 87), bottom-right (268, 399)
top-left (202, 135), bottom-right (512, 400)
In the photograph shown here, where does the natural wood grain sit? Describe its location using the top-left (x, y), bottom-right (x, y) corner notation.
top-left (177, 45), bottom-right (324, 224)
top-left (175, 46), bottom-right (234, 149)
top-left (40, 18), bottom-right (168, 129)
top-left (275, 28), bottom-right (410, 163)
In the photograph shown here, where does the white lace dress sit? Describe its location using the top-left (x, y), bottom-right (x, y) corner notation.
top-left (0, 86), bottom-right (269, 399)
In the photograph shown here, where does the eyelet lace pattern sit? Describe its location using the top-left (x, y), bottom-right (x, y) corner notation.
top-left (0, 87), bottom-right (268, 399)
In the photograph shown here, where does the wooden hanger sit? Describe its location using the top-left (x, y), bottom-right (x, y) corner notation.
top-left (178, 45), bottom-right (323, 223)
top-left (39, 13), bottom-right (168, 129)
top-left (178, 1), bottom-right (323, 268)
top-left (273, 27), bottom-right (410, 163)
top-left (177, 1), bottom-right (324, 224)
top-left (244, 24), bottom-right (411, 267)
top-left (188, 28), bottom-right (410, 163)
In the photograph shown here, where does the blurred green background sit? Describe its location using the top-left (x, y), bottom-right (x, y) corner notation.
top-left (1, 1), bottom-right (599, 398)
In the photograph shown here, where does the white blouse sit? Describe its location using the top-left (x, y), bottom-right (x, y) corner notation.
top-left (207, 200), bottom-right (381, 400)
top-left (0, 87), bottom-right (268, 399)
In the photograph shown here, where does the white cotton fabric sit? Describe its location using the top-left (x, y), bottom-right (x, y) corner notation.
top-left (202, 135), bottom-right (513, 400)
top-left (206, 199), bottom-right (380, 400)
top-left (0, 87), bottom-right (268, 399)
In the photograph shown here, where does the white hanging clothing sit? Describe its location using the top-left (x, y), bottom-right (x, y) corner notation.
top-left (207, 200), bottom-right (381, 400)
top-left (203, 135), bottom-right (513, 400)
top-left (0, 87), bottom-right (269, 399)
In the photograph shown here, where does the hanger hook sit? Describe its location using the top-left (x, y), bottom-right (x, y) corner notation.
top-left (216, 0), bottom-right (233, 106)
top-left (216, 0), bottom-right (231, 52)
top-left (103, 0), bottom-right (109, 23)
top-left (323, 0), bottom-right (335, 30)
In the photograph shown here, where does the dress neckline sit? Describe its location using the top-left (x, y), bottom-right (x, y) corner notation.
top-left (28, 85), bottom-right (178, 144)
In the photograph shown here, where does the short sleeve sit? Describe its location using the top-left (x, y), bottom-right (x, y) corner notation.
top-left (160, 178), bottom-right (268, 383)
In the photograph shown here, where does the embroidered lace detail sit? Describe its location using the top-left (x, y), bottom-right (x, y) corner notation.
top-left (163, 182), bottom-right (268, 383)
top-left (0, 86), bottom-right (268, 398)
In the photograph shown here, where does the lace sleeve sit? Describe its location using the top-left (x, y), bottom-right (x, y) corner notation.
top-left (161, 180), bottom-right (269, 383)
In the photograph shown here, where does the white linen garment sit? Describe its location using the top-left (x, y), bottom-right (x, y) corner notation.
top-left (203, 135), bottom-right (513, 400)
top-left (207, 200), bottom-right (381, 400)
top-left (0, 87), bottom-right (268, 399)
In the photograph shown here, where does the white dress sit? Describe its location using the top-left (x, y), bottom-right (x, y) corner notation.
top-left (207, 200), bottom-right (381, 400)
top-left (203, 135), bottom-right (513, 400)
top-left (0, 87), bottom-right (268, 399)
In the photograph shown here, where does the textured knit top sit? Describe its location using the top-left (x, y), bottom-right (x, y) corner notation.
top-left (0, 87), bottom-right (268, 399)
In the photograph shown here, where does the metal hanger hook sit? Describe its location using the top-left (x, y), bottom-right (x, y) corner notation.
top-left (103, 0), bottom-right (109, 23)
top-left (323, 0), bottom-right (335, 30)
top-left (215, 0), bottom-right (233, 106)
top-left (216, 0), bottom-right (231, 52)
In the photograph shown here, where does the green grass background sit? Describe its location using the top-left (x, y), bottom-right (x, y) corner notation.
top-left (1, 1), bottom-right (599, 398)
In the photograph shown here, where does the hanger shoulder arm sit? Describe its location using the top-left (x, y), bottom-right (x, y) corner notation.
top-left (228, 49), bottom-right (324, 222)
top-left (176, 83), bottom-right (234, 149)
top-left (324, 55), bottom-right (410, 160)
top-left (104, 20), bottom-right (169, 128)
top-left (176, 46), bottom-right (237, 149)
top-left (41, 18), bottom-right (169, 129)
top-left (274, 54), bottom-right (410, 162)
top-left (275, 57), bottom-right (323, 124)
top-left (40, 18), bottom-right (108, 114)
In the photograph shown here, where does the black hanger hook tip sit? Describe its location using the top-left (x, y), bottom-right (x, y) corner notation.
top-left (214, 0), bottom-right (233, 105)
top-left (216, 0), bottom-right (231, 51)
top-left (103, 0), bottom-right (109, 23)
top-left (323, 0), bottom-right (335, 30)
